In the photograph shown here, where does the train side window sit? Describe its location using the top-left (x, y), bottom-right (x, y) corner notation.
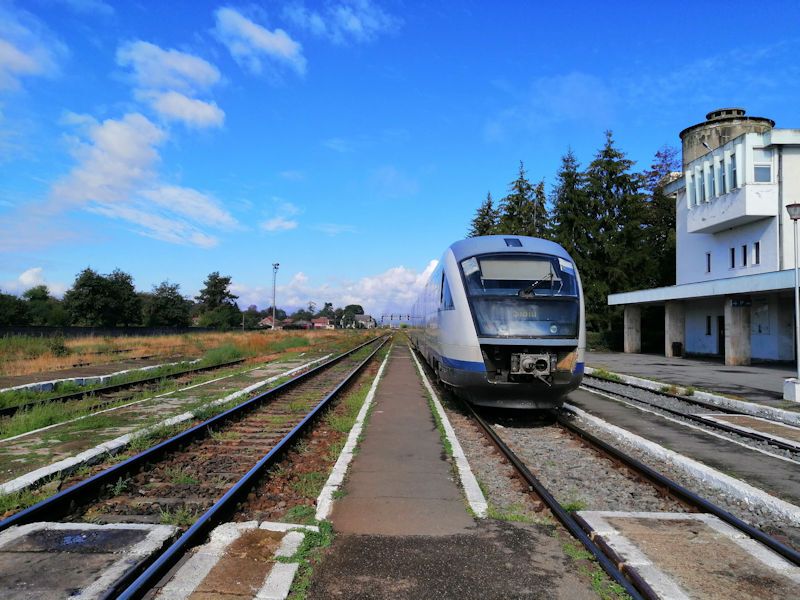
top-left (442, 276), bottom-right (455, 310)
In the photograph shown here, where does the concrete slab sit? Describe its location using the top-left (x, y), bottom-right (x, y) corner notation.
top-left (0, 522), bottom-right (175, 600)
top-left (580, 511), bottom-right (800, 599)
top-left (588, 350), bottom-right (794, 406)
top-left (704, 413), bottom-right (800, 448)
top-left (330, 345), bottom-right (475, 536)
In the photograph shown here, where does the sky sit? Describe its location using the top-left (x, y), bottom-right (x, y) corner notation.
top-left (1, 0), bottom-right (799, 316)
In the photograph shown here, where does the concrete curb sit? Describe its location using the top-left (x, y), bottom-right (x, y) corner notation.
top-left (0, 359), bottom-right (200, 394)
top-left (585, 365), bottom-right (800, 427)
top-left (409, 346), bottom-right (489, 518)
top-left (565, 402), bottom-right (800, 527)
top-left (0, 355), bottom-right (332, 495)
top-left (315, 350), bottom-right (390, 521)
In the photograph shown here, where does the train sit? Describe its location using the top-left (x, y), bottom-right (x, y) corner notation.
top-left (408, 235), bottom-right (585, 409)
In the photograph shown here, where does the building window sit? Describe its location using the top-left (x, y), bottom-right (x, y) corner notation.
top-left (720, 159), bottom-right (727, 193)
top-left (709, 167), bottom-right (715, 198)
top-left (706, 316), bottom-right (711, 336)
top-left (731, 153), bottom-right (737, 188)
top-left (754, 241), bottom-right (760, 265)
top-left (706, 252), bottom-right (711, 273)
top-left (742, 245), bottom-right (747, 267)
top-left (699, 173), bottom-right (706, 202)
top-left (754, 165), bottom-right (771, 182)
top-left (730, 247), bottom-right (735, 269)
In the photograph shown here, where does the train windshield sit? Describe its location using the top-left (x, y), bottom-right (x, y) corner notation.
top-left (460, 254), bottom-right (579, 338)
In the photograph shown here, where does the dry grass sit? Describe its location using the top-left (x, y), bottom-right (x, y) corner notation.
top-left (0, 330), bottom-right (357, 378)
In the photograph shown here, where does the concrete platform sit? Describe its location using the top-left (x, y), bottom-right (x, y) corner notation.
top-left (588, 351), bottom-right (796, 406)
top-left (330, 344), bottom-right (474, 536)
top-left (580, 511), bottom-right (800, 599)
top-left (566, 388), bottom-right (800, 507)
top-left (312, 344), bottom-right (596, 599)
top-left (0, 521), bottom-right (175, 599)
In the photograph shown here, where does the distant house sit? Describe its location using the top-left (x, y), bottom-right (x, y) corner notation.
top-left (284, 319), bottom-right (312, 330)
top-left (311, 317), bottom-right (334, 330)
top-left (354, 314), bottom-right (377, 329)
top-left (258, 316), bottom-right (280, 329)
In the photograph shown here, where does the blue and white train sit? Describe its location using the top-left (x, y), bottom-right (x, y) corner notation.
top-left (409, 235), bottom-right (585, 409)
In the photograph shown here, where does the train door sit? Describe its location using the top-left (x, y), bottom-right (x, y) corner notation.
top-left (717, 316), bottom-right (725, 358)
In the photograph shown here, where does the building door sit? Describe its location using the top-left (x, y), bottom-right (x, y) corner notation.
top-left (717, 316), bottom-right (725, 358)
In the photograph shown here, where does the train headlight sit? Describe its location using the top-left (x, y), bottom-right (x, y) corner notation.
top-left (550, 324), bottom-right (558, 334)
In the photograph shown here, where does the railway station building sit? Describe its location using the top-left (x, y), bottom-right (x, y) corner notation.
top-left (609, 108), bottom-right (800, 366)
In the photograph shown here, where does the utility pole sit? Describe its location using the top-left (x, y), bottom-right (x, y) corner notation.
top-left (272, 263), bottom-right (280, 330)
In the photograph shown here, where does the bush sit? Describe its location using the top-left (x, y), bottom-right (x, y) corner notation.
top-left (48, 336), bottom-right (70, 357)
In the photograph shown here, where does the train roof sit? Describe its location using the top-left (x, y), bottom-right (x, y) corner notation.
top-left (448, 235), bottom-right (573, 262)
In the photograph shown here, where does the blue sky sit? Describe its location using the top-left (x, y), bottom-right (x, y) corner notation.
top-left (1, 0), bottom-right (799, 315)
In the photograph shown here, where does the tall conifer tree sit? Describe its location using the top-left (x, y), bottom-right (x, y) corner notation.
top-left (468, 191), bottom-right (499, 236)
top-left (498, 161), bottom-right (542, 237)
top-left (643, 146), bottom-right (680, 287)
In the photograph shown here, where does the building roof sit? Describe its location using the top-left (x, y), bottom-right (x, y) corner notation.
top-left (609, 269), bottom-right (796, 306)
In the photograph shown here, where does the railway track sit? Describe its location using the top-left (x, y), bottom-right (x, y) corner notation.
top-left (581, 375), bottom-right (800, 457)
top-left (0, 358), bottom-right (247, 419)
top-left (0, 335), bottom-right (388, 599)
top-left (464, 401), bottom-right (800, 600)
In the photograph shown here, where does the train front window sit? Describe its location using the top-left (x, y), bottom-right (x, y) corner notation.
top-left (460, 254), bottom-right (579, 338)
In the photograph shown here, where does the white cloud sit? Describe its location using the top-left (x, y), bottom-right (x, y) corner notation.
top-left (214, 7), bottom-right (306, 76)
top-left (144, 91), bottom-right (225, 128)
top-left (284, 0), bottom-right (400, 45)
top-left (55, 0), bottom-right (114, 15)
top-left (261, 216), bottom-right (298, 232)
top-left (371, 165), bottom-right (419, 198)
top-left (117, 40), bottom-right (220, 93)
top-left (313, 223), bottom-right (356, 236)
top-left (2, 267), bottom-right (67, 296)
top-left (49, 112), bottom-right (237, 247)
top-left (230, 260), bottom-right (438, 316)
top-left (279, 169), bottom-right (305, 181)
top-left (322, 137), bottom-right (353, 153)
top-left (0, 5), bottom-right (66, 91)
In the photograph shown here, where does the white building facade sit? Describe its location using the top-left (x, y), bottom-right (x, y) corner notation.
top-left (609, 109), bottom-right (800, 365)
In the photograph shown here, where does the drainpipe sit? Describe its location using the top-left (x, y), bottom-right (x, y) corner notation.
top-left (779, 146), bottom-right (785, 270)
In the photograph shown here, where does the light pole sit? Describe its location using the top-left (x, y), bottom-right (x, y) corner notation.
top-left (272, 263), bottom-right (280, 331)
top-left (786, 204), bottom-right (800, 400)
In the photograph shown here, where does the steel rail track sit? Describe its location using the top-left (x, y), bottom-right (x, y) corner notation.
top-left (459, 399), bottom-right (648, 600)
top-left (0, 358), bottom-right (247, 419)
top-left (557, 410), bottom-right (800, 567)
top-left (0, 334), bottom-right (388, 599)
top-left (581, 379), bottom-right (800, 454)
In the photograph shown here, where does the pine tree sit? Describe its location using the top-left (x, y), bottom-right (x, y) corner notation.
top-left (643, 146), bottom-right (680, 287)
top-left (531, 180), bottom-right (550, 238)
top-left (468, 192), bottom-right (499, 237)
top-left (498, 161), bottom-right (542, 237)
top-left (551, 149), bottom-right (592, 265)
top-left (584, 131), bottom-right (647, 330)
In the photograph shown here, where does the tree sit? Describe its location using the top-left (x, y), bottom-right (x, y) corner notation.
top-left (531, 180), bottom-right (550, 238)
top-left (0, 292), bottom-right (29, 325)
top-left (496, 162), bottom-right (550, 238)
top-left (143, 281), bottom-right (192, 327)
top-left (468, 192), bottom-right (499, 237)
top-left (583, 131), bottom-right (647, 330)
top-left (242, 305), bottom-right (261, 329)
top-left (318, 302), bottom-right (335, 318)
top-left (340, 304), bottom-right (365, 328)
top-left (550, 149), bottom-right (594, 282)
top-left (22, 286), bottom-right (57, 326)
top-left (643, 146), bottom-right (680, 288)
top-left (195, 272), bottom-right (240, 329)
top-left (63, 268), bottom-right (141, 327)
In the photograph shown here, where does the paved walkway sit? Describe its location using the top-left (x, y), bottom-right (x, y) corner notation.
top-left (588, 351), bottom-right (796, 407)
top-left (310, 345), bottom-right (595, 599)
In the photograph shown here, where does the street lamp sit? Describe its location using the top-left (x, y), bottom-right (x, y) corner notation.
top-left (785, 204), bottom-right (800, 400)
top-left (272, 263), bottom-right (280, 331)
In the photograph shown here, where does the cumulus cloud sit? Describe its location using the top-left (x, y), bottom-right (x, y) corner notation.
top-left (0, 5), bottom-right (66, 91)
top-left (261, 216), bottom-right (298, 232)
top-left (117, 41), bottom-right (225, 128)
top-left (2, 267), bottom-right (67, 296)
top-left (284, 0), bottom-right (400, 45)
top-left (50, 112), bottom-right (236, 247)
top-left (214, 7), bottom-right (306, 76)
top-left (117, 40), bottom-right (220, 93)
top-left (144, 91), bottom-right (224, 128)
top-left (231, 260), bottom-right (438, 316)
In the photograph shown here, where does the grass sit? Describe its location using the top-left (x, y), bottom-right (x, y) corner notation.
top-left (561, 498), bottom-right (588, 512)
top-left (282, 504), bottom-right (317, 525)
top-left (425, 389), bottom-right (453, 458)
top-left (0, 486), bottom-right (42, 514)
top-left (159, 505), bottom-right (198, 527)
top-left (562, 540), bottom-right (631, 600)
top-left (284, 521), bottom-right (335, 600)
top-left (291, 471), bottom-right (327, 498)
top-left (685, 386), bottom-right (695, 396)
top-left (592, 368), bottom-right (623, 383)
top-left (163, 467), bottom-right (199, 485)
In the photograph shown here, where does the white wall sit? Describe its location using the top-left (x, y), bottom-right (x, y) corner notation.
top-left (685, 299), bottom-right (723, 355)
